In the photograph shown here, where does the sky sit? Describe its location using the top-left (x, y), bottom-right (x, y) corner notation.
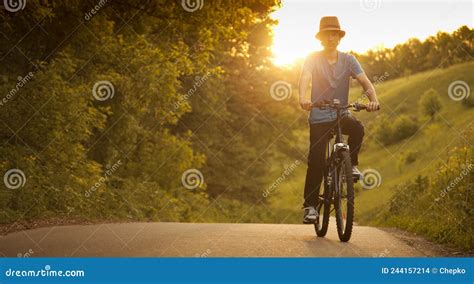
top-left (271, 0), bottom-right (473, 66)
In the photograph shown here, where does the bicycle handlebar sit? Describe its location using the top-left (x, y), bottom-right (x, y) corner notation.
top-left (311, 101), bottom-right (380, 112)
top-left (351, 102), bottom-right (381, 112)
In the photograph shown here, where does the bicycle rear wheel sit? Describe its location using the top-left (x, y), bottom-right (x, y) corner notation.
top-left (314, 171), bottom-right (331, 237)
top-left (334, 150), bottom-right (354, 242)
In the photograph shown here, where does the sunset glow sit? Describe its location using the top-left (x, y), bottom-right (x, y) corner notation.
top-left (271, 0), bottom-right (473, 66)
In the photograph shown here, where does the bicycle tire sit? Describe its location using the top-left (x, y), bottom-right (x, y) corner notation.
top-left (334, 150), bottom-right (354, 242)
top-left (314, 172), bottom-right (331, 237)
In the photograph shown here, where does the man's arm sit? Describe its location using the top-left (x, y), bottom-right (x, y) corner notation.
top-left (354, 72), bottom-right (380, 112)
top-left (298, 69), bottom-right (312, 111)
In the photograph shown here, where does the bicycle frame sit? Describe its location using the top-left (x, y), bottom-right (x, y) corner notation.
top-left (323, 104), bottom-right (350, 202)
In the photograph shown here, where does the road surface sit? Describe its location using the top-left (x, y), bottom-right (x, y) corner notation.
top-left (0, 221), bottom-right (450, 257)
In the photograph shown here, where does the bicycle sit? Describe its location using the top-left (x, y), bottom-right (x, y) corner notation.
top-left (312, 99), bottom-right (379, 242)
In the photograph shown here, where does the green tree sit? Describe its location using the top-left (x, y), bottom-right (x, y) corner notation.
top-left (0, 0), bottom-right (292, 223)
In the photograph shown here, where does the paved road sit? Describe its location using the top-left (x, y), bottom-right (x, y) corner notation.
top-left (0, 221), bottom-right (449, 257)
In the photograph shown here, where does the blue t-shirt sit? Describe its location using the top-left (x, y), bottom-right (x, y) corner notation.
top-left (302, 51), bottom-right (364, 124)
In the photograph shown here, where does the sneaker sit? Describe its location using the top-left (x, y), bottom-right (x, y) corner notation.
top-left (303, 206), bottom-right (317, 224)
top-left (352, 166), bottom-right (362, 178)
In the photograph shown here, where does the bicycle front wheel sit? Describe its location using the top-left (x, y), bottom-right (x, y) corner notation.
top-left (334, 150), bottom-right (354, 242)
top-left (314, 172), bottom-right (331, 237)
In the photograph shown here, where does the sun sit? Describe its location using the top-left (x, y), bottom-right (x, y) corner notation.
top-left (270, 5), bottom-right (322, 66)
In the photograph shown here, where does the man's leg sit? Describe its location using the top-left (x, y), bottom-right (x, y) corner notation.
top-left (340, 114), bottom-right (365, 166)
top-left (303, 122), bottom-right (332, 208)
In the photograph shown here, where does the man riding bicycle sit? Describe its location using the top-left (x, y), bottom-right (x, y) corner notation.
top-left (298, 16), bottom-right (380, 224)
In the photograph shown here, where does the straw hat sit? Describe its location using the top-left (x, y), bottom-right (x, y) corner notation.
top-left (316, 16), bottom-right (346, 39)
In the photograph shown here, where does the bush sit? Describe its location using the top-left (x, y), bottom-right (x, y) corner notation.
top-left (373, 115), bottom-right (393, 145)
top-left (389, 175), bottom-right (428, 215)
top-left (391, 115), bottom-right (419, 142)
top-left (379, 132), bottom-right (473, 251)
top-left (404, 151), bottom-right (418, 164)
top-left (419, 88), bottom-right (442, 119)
top-left (372, 114), bottom-right (419, 145)
top-left (397, 150), bottom-right (418, 172)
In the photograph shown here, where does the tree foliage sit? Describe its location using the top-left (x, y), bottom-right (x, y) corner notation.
top-left (1, 0), bottom-right (303, 223)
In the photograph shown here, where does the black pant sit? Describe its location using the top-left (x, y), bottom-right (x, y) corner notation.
top-left (303, 114), bottom-right (365, 208)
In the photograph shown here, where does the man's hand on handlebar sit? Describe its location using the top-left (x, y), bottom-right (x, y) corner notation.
top-left (299, 99), bottom-right (312, 111)
top-left (366, 100), bottom-right (380, 112)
